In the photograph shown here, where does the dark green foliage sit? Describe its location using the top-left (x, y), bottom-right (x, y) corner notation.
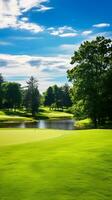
top-left (61, 84), bottom-right (72, 108)
top-left (24, 76), bottom-right (40, 116)
top-left (68, 36), bottom-right (112, 127)
top-left (53, 85), bottom-right (63, 109)
top-left (2, 82), bottom-right (21, 109)
top-left (44, 84), bottom-right (72, 110)
top-left (0, 75), bottom-right (40, 115)
top-left (44, 87), bottom-right (54, 107)
top-left (0, 74), bottom-right (4, 108)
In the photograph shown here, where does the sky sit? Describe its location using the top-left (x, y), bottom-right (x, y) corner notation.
top-left (0, 0), bottom-right (112, 92)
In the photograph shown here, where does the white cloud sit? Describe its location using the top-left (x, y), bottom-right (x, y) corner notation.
top-left (19, 0), bottom-right (47, 12)
top-left (21, 17), bottom-right (29, 22)
top-left (0, 54), bottom-right (71, 92)
top-left (59, 33), bottom-right (78, 37)
top-left (93, 23), bottom-right (110, 28)
top-left (36, 5), bottom-right (53, 12)
top-left (59, 44), bottom-right (80, 54)
top-left (82, 30), bottom-right (92, 36)
top-left (48, 26), bottom-right (78, 37)
top-left (82, 31), bottom-right (112, 42)
top-left (17, 21), bottom-right (44, 33)
top-left (0, 0), bottom-right (49, 33)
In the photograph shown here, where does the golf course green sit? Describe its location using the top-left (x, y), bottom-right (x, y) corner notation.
top-left (0, 129), bottom-right (112, 200)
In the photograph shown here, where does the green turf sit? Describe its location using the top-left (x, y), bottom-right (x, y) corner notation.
top-left (0, 115), bottom-right (34, 122)
top-left (37, 107), bottom-right (73, 119)
top-left (0, 110), bottom-right (34, 122)
top-left (0, 107), bottom-right (73, 122)
top-left (0, 129), bottom-right (112, 200)
top-left (75, 118), bottom-right (94, 129)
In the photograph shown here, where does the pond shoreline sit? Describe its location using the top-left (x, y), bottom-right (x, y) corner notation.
top-left (0, 118), bottom-right (75, 130)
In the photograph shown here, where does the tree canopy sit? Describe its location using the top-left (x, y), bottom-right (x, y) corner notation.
top-left (24, 76), bottom-right (40, 116)
top-left (2, 82), bottom-right (21, 109)
top-left (44, 84), bottom-right (72, 110)
top-left (0, 74), bottom-right (4, 109)
top-left (67, 36), bottom-right (112, 127)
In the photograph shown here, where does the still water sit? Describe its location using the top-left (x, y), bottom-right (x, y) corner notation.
top-left (0, 119), bottom-right (75, 130)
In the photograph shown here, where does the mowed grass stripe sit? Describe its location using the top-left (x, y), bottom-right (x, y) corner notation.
top-left (0, 128), bottom-right (69, 146)
top-left (0, 129), bottom-right (112, 200)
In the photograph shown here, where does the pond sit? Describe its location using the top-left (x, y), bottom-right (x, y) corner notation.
top-left (0, 119), bottom-right (75, 130)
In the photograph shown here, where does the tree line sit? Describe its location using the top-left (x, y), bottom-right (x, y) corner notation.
top-left (0, 76), bottom-right (40, 116)
top-left (43, 84), bottom-right (72, 110)
top-left (0, 75), bottom-right (72, 116)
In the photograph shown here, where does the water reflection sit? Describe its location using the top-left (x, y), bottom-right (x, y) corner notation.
top-left (0, 119), bottom-right (75, 130)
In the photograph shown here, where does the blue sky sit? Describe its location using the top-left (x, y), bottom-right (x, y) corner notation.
top-left (0, 0), bottom-right (112, 91)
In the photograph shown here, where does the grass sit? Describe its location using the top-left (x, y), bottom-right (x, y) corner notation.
top-left (37, 107), bottom-right (73, 119)
top-left (0, 107), bottom-right (73, 123)
top-left (0, 113), bottom-right (34, 122)
top-left (75, 118), bottom-right (94, 129)
top-left (0, 110), bottom-right (34, 122)
top-left (0, 128), bottom-right (112, 199)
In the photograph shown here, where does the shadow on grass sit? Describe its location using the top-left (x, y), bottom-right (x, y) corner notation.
top-left (3, 109), bottom-right (32, 118)
top-left (75, 118), bottom-right (112, 130)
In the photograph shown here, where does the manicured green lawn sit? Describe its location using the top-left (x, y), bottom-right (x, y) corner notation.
top-left (0, 107), bottom-right (73, 122)
top-left (0, 111), bottom-right (34, 122)
top-left (0, 129), bottom-right (112, 200)
top-left (37, 107), bottom-right (73, 119)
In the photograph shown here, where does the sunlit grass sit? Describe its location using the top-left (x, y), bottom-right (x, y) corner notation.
top-left (0, 129), bottom-right (112, 200)
top-left (37, 107), bottom-right (73, 119)
top-left (75, 118), bottom-right (94, 129)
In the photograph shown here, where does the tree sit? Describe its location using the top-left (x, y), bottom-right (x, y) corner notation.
top-left (61, 84), bottom-right (72, 108)
top-left (53, 85), bottom-right (63, 110)
top-left (67, 36), bottom-right (112, 127)
top-left (0, 74), bottom-right (4, 108)
top-left (44, 84), bottom-right (72, 110)
top-left (44, 87), bottom-right (54, 108)
top-left (24, 77), bottom-right (40, 116)
top-left (2, 82), bottom-right (21, 109)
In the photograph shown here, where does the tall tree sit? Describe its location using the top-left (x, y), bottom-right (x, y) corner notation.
top-left (53, 85), bottom-right (63, 109)
top-left (67, 36), bottom-right (112, 127)
top-left (0, 74), bottom-right (4, 108)
top-left (61, 84), bottom-right (72, 108)
top-left (2, 82), bottom-right (21, 109)
top-left (24, 77), bottom-right (40, 116)
top-left (44, 86), bottom-right (54, 108)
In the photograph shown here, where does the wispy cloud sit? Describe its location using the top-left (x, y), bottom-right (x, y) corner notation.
top-left (93, 23), bottom-right (110, 28)
top-left (0, 53), bottom-right (71, 91)
top-left (0, 0), bottom-right (50, 33)
top-left (58, 44), bottom-right (80, 54)
top-left (48, 26), bottom-right (78, 37)
top-left (82, 30), bottom-right (93, 36)
top-left (36, 5), bottom-right (53, 12)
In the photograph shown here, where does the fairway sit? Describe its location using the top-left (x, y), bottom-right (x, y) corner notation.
top-left (0, 129), bottom-right (112, 200)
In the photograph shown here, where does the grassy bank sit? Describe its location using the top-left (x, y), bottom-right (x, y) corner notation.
top-left (0, 111), bottom-right (34, 122)
top-left (0, 107), bottom-right (73, 123)
top-left (75, 118), bottom-right (94, 129)
top-left (0, 129), bottom-right (112, 199)
top-left (37, 107), bottom-right (73, 119)
top-left (75, 118), bottom-right (112, 129)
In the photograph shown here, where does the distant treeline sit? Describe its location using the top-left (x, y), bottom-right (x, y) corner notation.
top-left (43, 84), bottom-right (72, 110)
top-left (0, 75), bottom-right (72, 116)
top-left (0, 76), bottom-right (40, 116)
